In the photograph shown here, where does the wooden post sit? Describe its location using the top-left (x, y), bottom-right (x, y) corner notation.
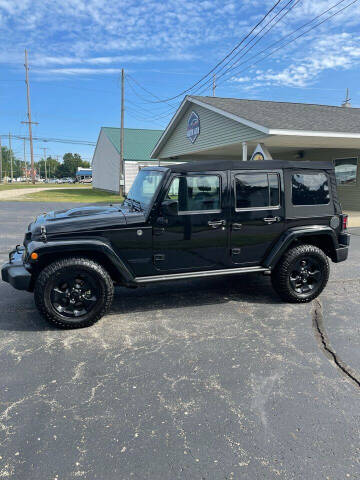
top-left (23, 49), bottom-right (38, 184)
top-left (9, 132), bottom-right (13, 182)
top-left (0, 137), bottom-right (2, 183)
top-left (120, 68), bottom-right (125, 196)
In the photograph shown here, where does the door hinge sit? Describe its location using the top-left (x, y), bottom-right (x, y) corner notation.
top-left (153, 254), bottom-right (165, 262)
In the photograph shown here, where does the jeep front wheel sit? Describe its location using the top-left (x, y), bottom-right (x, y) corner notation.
top-left (271, 244), bottom-right (329, 303)
top-left (34, 257), bottom-right (114, 329)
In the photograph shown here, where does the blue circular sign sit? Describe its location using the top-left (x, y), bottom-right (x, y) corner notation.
top-left (186, 111), bottom-right (200, 144)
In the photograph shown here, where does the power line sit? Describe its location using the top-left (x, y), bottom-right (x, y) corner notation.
top-left (126, 0), bottom-right (358, 106)
top-left (126, 74), bottom-right (178, 108)
top-left (125, 96), bottom-right (174, 117)
top-left (125, 102), bottom-right (177, 122)
top-left (207, 0), bottom-right (358, 92)
top-left (191, 0), bottom-right (301, 95)
top-left (138, 0), bottom-right (285, 103)
top-left (0, 134), bottom-right (96, 146)
top-left (123, 0), bottom-right (299, 117)
top-left (124, 101), bottom-right (176, 122)
top-left (125, 109), bottom-right (169, 126)
top-left (124, 77), bottom-right (177, 120)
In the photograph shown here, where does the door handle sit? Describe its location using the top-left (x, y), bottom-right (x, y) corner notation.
top-left (232, 223), bottom-right (242, 230)
top-left (208, 219), bottom-right (226, 229)
top-left (263, 216), bottom-right (280, 224)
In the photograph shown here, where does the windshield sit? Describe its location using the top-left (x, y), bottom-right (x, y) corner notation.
top-left (126, 169), bottom-right (164, 208)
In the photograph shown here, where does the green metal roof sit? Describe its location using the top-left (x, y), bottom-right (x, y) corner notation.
top-left (102, 127), bottom-right (163, 161)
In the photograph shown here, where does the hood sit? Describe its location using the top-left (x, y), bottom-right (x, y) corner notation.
top-left (28, 203), bottom-right (146, 240)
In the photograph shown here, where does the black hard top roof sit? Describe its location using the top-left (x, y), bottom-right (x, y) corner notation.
top-left (157, 159), bottom-right (334, 173)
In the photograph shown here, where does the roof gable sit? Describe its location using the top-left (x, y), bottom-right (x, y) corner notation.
top-left (191, 96), bottom-right (360, 134)
top-left (103, 127), bottom-right (163, 161)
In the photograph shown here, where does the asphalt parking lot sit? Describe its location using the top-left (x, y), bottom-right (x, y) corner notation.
top-left (0, 202), bottom-right (360, 480)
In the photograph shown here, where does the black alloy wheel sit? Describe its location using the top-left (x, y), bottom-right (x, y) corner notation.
top-left (35, 257), bottom-right (114, 329)
top-left (271, 244), bottom-right (329, 303)
top-left (288, 257), bottom-right (323, 297)
top-left (50, 271), bottom-right (100, 319)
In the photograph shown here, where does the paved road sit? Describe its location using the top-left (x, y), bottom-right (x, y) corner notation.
top-left (0, 202), bottom-right (359, 480)
top-left (0, 187), bottom-right (68, 201)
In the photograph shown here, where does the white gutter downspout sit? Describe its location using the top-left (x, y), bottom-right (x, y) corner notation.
top-left (242, 142), bottom-right (248, 161)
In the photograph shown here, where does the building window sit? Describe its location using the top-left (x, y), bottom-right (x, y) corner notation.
top-left (334, 158), bottom-right (358, 185)
top-left (166, 175), bottom-right (221, 212)
top-left (235, 172), bottom-right (280, 209)
top-left (292, 173), bottom-right (330, 206)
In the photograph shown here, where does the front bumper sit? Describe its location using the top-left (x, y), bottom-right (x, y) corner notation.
top-left (1, 247), bottom-right (32, 291)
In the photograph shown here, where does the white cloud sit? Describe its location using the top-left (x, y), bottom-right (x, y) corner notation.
top-left (30, 52), bottom-right (197, 68)
top-left (231, 27), bottom-right (360, 89)
top-left (0, 0), bottom-right (254, 76)
top-left (0, 0), bottom-right (360, 83)
top-left (42, 67), bottom-right (123, 76)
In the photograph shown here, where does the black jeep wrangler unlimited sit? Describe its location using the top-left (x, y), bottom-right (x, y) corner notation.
top-left (2, 160), bottom-right (350, 329)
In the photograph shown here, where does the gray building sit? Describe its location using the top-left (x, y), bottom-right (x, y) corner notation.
top-left (151, 96), bottom-right (360, 210)
top-left (92, 127), bottom-right (163, 193)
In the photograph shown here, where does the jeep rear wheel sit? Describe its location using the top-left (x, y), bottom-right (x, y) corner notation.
top-left (34, 257), bottom-right (114, 329)
top-left (271, 244), bottom-right (329, 303)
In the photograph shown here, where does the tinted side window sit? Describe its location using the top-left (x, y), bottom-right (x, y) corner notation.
top-left (235, 173), bottom-right (280, 209)
top-left (269, 173), bottom-right (280, 206)
top-left (292, 173), bottom-right (330, 206)
top-left (166, 175), bottom-right (221, 212)
top-left (334, 158), bottom-right (358, 185)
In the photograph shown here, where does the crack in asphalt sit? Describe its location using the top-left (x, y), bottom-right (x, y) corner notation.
top-left (312, 298), bottom-right (360, 389)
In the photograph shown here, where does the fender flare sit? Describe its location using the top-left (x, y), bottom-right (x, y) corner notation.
top-left (264, 226), bottom-right (338, 269)
top-left (27, 238), bottom-right (136, 284)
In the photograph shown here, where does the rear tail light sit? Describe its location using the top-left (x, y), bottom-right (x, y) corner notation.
top-left (342, 214), bottom-right (348, 231)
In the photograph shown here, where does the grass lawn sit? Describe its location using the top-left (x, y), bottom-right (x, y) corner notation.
top-left (0, 183), bottom-right (89, 191)
top-left (22, 187), bottom-right (124, 203)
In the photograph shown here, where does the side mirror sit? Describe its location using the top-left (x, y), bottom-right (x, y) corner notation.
top-left (161, 199), bottom-right (178, 216)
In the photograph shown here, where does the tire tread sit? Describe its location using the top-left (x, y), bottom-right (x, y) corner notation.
top-left (34, 257), bottom-right (114, 329)
top-left (271, 244), bottom-right (329, 303)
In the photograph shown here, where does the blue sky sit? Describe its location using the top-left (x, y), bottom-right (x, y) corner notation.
top-left (0, 0), bottom-right (359, 163)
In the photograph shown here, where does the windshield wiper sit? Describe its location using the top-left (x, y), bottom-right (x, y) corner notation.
top-left (125, 197), bottom-right (143, 212)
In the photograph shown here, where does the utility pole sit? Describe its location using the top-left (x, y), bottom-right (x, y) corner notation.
top-left (119, 68), bottom-right (125, 197)
top-left (21, 49), bottom-right (38, 184)
top-left (23, 138), bottom-right (27, 181)
top-left (9, 132), bottom-right (13, 182)
top-left (0, 137), bottom-right (2, 183)
top-left (42, 147), bottom-right (47, 181)
top-left (212, 74), bottom-right (216, 97)
top-left (342, 88), bottom-right (351, 108)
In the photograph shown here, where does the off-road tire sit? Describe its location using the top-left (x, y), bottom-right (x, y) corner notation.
top-left (271, 244), bottom-right (329, 303)
top-left (34, 257), bottom-right (114, 329)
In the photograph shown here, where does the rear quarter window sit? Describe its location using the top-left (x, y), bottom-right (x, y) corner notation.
top-left (292, 172), bottom-right (330, 206)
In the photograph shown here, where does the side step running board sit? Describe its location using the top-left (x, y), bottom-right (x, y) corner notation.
top-left (135, 266), bottom-right (270, 284)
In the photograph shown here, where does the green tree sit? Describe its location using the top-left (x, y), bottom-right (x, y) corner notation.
top-left (55, 153), bottom-right (90, 178)
top-left (0, 146), bottom-right (23, 180)
top-left (35, 156), bottom-right (61, 179)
